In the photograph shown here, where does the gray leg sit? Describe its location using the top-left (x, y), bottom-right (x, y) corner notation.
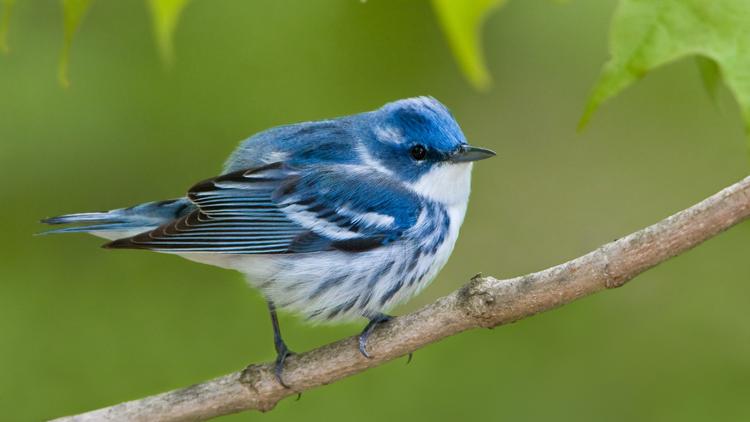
top-left (267, 300), bottom-right (294, 388)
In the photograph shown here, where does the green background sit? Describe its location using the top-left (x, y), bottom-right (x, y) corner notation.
top-left (1, 1), bottom-right (749, 421)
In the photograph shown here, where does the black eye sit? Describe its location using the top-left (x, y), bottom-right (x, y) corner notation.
top-left (410, 145), bottom-right (427, 160)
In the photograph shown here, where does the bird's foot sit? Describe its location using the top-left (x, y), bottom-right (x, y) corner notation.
top-left (273, 341), bottom-right (295, 388)
top-left (358, 313), bottom-right (393, 358)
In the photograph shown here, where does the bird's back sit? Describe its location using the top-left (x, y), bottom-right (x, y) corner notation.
top-left (223, 117), bottom-right (361, 173)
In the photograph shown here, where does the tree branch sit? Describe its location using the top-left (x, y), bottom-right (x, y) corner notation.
top-left (52, 176), bottom-right (750, 422)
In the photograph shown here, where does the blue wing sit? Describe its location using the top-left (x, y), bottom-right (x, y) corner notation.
top-left (105, 162), bottom-right (422, 254)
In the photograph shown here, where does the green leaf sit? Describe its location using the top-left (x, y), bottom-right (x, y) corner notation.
top-left (580, 0), bottom-right (750, 137)
top-left (695, 56), bottom-right (720, 103)
top-left (147, 0), bottom-right (189, 66)
top-left (59, 0), bottom-right (93, 87)
top-left (0, 0), bottom-right (15, 54)
top-left (431, 0), bottom-right (506, 90)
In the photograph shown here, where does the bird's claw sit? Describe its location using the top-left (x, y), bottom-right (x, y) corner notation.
top-left (358, 335), bottom-right (373, 359)
top-left (273, 345), bottom-right (295, 388)
top-left (357, 313), bottom-right (392, 359)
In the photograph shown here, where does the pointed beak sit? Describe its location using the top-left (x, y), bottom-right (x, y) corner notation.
top-left (449, 145), bottom-right (496, 162)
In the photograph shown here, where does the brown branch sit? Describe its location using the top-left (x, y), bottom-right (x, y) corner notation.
top-left (51, 175), bottom-right (750, 422)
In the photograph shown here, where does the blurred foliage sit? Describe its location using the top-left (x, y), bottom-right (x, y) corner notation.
top-left (6, 0), bottom-right (750, 142)
top-left (4, 0), bottom-right (509, 90)
top-left (5, 0), bottom-right (750, 143)
top-left (431, 0), bottom-right (505, 90)
top-left (581, 0), bottom-right (750, 138)
top-left (0, 0), bottom-right (15, 53)
top-left (57, 0), bottom-right (189, 84)
top-left (59, 0), bottom-right (93, 87)
top-left (147, 0), bottom-right (190, 65)
top-left (696, 56), bottom-right (721, 104)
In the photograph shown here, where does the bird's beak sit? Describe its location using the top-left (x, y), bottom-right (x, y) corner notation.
top-left (449, 145), bottom-right (496, 162)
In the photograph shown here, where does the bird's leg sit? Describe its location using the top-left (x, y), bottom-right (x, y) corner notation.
top-left (358, 313), bottom-right (393, 358)
top-left (267, 300), bottom-right (294, 388)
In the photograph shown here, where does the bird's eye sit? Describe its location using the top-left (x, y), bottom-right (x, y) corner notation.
top-left (410, 145), bottom-right (427, 161)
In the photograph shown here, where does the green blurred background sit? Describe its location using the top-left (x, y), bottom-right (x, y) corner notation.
top-left (2, 1), bottom-right (749, 421)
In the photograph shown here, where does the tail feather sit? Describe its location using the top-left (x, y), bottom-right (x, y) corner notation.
top-left (39, 222), bottom-right (148, 236)
top-left (41, 212), bottom-right (127, 225)
top-left (40, 198), bottom-right (193, 240)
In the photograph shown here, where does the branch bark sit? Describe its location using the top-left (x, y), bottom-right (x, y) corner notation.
top-left (52, 175), bottom-right (750, 422)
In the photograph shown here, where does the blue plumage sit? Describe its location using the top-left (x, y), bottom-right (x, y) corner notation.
top-left (42, 96), bottom-right (495, 383)
top-left (41, 198), bottom-right (192, 237)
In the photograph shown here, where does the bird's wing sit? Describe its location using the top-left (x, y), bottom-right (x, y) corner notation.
top-left (105, 162), bottom-right (421, 254)
top-left (278, 164), bottom-right (422, 253)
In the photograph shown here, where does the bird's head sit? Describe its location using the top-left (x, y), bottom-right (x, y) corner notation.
top-left (358, 97), bottom-right (494, 202)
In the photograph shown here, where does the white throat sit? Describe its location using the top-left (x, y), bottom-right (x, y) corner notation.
top-left (408, 162), bottom-right (473, 206)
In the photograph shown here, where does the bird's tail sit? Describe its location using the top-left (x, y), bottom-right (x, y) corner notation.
top-left (40, 198), bottom-right (192, 240)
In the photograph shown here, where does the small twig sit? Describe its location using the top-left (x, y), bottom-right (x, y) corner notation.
top-left (51, 175), bottom-right (750, 422)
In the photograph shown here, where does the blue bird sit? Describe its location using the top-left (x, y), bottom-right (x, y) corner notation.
top-left (42, 96), bottom-right (495, 385)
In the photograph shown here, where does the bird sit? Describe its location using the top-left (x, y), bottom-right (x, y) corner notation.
top-left (41, 96), bottom-right (495, 386)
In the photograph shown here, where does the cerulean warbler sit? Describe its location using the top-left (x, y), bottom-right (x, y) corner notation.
top-left (43, 96), bottom-right (495, 385)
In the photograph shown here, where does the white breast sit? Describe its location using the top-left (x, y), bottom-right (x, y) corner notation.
top-left (397, 162), bottom-right (473, 298)
top-left (408, 162), bottom-right (473, 206)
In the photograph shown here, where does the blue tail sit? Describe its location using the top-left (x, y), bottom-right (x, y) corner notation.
top-left (41, 198), bottom-right (193, 239)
